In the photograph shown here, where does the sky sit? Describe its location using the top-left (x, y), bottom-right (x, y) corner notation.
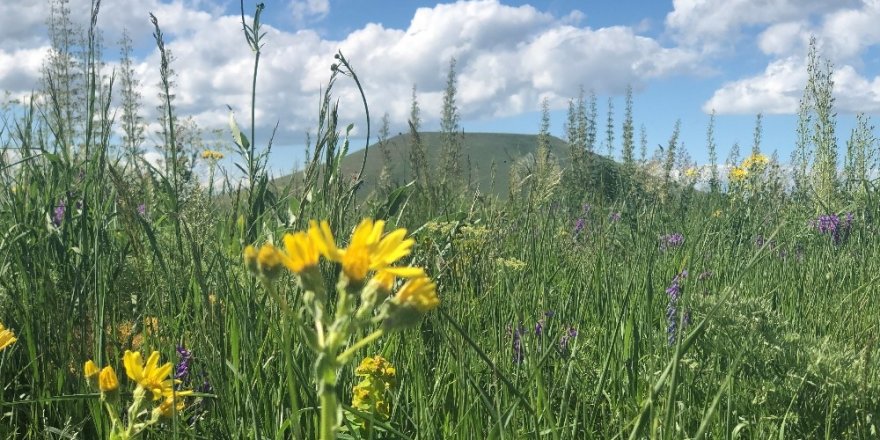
top-left (2, 0), bottom-right (880, 175)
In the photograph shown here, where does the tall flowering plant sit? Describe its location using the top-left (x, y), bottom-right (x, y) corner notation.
top-left (245, 218), bottom-right (440, 439)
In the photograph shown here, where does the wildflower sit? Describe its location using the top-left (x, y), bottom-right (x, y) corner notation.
top-left (154, 392), bottom-right (189, 419)
top-left (281, 230), bottom-right (320, 274)
top-left (200, 150), bottom-right (224, 161)
top-left (559, 326), bottom-right (578, 356)
top-left (351, 355), bottom-right (396, 422)
top-left (608, 212), bottom-right (621, 222)
top-left (243, 245), bottom-right (259, 274)
top-left (345, 219), bottom-right (415, 282)
top-left (137, 203), bottom-right (147, 216)
top-left (511, 324), bottom-right (525, 364)
top-left (754, 235), bottom-right (765, 247)
top-left (811, 213), bottom-right (854, 245)
top-left (582, 203), bottom-right (591, 215)
top-left (0, 321), bottom-right (16, 352)
top-left (390, 276), bottom-right (438, 313)
top-left (123, 350), bottom-right (176, 401)
top-left (256, 244), bottom-right (285, 279)
top-left (742, 153), bottom-right (769, 170)
top-left (573, 218), bottom-right (586, 236)
top-left (53, 199), bottom-right (66, 226)
top-left (495, 257), bottom-right (526, 271)
top-left (685, 167), bottom-right (698, 178)
top-left (84, 360), bottom-right (100, 381)
top-left (730, 167), bottom-right (748, 182)
top-left (665, 270), bottom-right (688, 345)
top-left (711, 210), bottom-right (722, 218)
top-left (660, 233), bottom-right (684, 251)
top-left (175, 346), bottom-right (192, 381)
top-left (99, 366), bottom-right (119, 393)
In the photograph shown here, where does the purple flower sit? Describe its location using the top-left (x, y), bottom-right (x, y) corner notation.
top-left (510, 324), bottom-right (525, 364)
top-left (660, 233), bottom-right (684, 251)
top-left (534, 319), bottom-right (545, 337)
top-left (559, 326), bottom-right (577, 356)
top-left (754, 235), bottom-right (765, 247)
top-left (52, 200), bottom-right (66, 226)
top-left (175, 345), bottom-right (193, 381)
top-left (609, 212), bottom-right (621, 222)
top-left (811, 213), bottom-right (854, 244)
top-left (573, 218), bottom-right (586, 236)
top-left (137, 203), bottom-right (147, 216)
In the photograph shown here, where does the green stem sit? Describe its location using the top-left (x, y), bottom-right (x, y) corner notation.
top-left (319, 382), bottom-right (338, 440)
top-left (336, 329), bottom-right (384, 365)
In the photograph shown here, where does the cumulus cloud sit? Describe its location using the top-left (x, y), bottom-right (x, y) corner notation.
top-left (696, 0), bottom-right (880, 114)
top-left (0, 0), bottom-right (702, 145)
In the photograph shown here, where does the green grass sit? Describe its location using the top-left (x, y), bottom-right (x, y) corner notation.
top-left (0, 3), bottom-right (879, 439)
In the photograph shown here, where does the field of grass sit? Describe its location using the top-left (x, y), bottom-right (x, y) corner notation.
top-left (1, 3), bottom-right (879, 439)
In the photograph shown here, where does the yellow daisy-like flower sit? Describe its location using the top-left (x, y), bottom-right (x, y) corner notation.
top-left (685, 167), bottom-right (698, 178)
top-left (99, 366), bottom-right (119, 392)
top-left (256, 244), bottom-right (284, 279)
top-left (281, 231), bottom-right (320, 274)
top-left (0, 321), bottom-right (16, 352)
top-left (392, 276), bottom-right (439, 313)
top-left (123, 350), bottom-right (176, 400)
top-left (730, 167), bottom-right (749, 182)
top-left (341, 219), bottom-right (416, 282)
top-left (243, 245), bottom-right (259, 273)
top-left (201, 150), bottom-right (224, 161)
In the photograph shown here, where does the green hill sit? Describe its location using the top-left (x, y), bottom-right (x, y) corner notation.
top-left (275, 132), bottom-right (619, 197)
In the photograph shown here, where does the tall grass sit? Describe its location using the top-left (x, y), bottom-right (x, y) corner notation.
top-left (0, 2), bottom-right (879, 439)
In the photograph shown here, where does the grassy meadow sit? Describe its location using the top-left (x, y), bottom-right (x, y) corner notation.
top-left (1, 2), bottom-right (879, 439)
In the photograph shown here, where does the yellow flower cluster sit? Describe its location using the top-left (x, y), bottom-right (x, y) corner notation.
top-left (685, 167), bottom-right (699, 178)
top-left (730, 167), bottom-right (749, 182)
top-left (200, 150), bottom-right (224, 161)
top-left (0, 321), bottom-right (16, 352)
top-left (742, 153), bottom-right (769, 170)
top-left (351, 355), bottom-right (397, 421)
top-left (84, 349), bottom-right (192, 437)
top-left (245, 219), bottom-right (440, 318)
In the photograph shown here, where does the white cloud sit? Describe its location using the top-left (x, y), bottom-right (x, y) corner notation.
top-left (74, 0), bottom-right (698, 145)
top-left (698, 0), bottom-right (880, 114)
top-left (704, 57), bottom-right (805, 114)
top-left (290, 0), bottom-right (330, 24)
top-left (665, 0), bottom-right (858, 51)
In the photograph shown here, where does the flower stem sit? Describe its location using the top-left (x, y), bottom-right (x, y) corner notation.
top-left (319, 382), bottom-right (338, 440)
top-left (336, 329), bottom-right (384, 365)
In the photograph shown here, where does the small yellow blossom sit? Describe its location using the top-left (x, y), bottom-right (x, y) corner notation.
top-left (730, 167), bottom-right (749, 182)
top-left (0, 321), bottom-right (16, 352)
top-left (243, 245), bottom-right (258, 273)
top-left (712, 209), bottom-right (723, 218)
top-left (685, 167), bottom-right (698, 178)
top-left (84, 360), bottom-right (100, 380)
top-left (123, 350), bottom-right (176, 401)
top-left (352, 355), bottom-right (396, 421)
top-left (99, 366), bottom-right (119, 392)
top-left (392, 276), bottom-right (439, 313)
top-left (200, 150), bottom-right (224, 161)
top-left (255, 244), bottom-right (284, 279)
top-left (742, 153), bottom-right (769, 170)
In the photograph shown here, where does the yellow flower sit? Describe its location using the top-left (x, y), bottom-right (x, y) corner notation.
top-left (685, 167), bottom-right (698, 178)
top-left (243, 245), bottom-right (258, 273)
top-left (84, 360), bottom-right (100, 380)
top-left (742, 153), bottom-right (769, 169)
top-left (341, 219), bottom-right (415, 282)
top-left (730, 167), bottom-right (748, 182)
top-left (123, 350), bottom-right (175, 400)
top-left (712, 209), bottom-right (723, 218)
top-left (392, 276), bottom-right (439, 313)
top-left (352, 355), bottom-right (396, 421)
top-left (281, 231), bottom-right (320, 273)
top-left (99, 366), bottom-right (119, 392)
top-left (201, 150), bottom-right (224, 161)
top-left (0, 322), bottom-right (16, 352)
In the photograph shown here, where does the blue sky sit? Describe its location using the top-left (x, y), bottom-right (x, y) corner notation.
top-left (2, 0), bottom-right (879, 176)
